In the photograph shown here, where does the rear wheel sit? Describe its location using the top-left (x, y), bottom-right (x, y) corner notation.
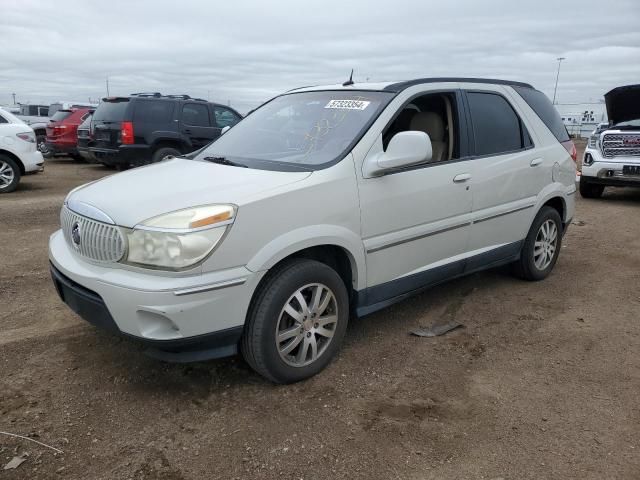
top-left (242, 259), bottom-right (349, 384)
top-left (0, 155), bottom-right (20, 193)
top-left (152, 147), bottom-right (181, 164)
top-left (579, 177), bottom-right (604, 198)
top-left (513, 206), bottom-right (562, 281)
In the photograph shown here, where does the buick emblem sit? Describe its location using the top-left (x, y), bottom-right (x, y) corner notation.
top-left (71, 222), bottom-right (81, 246)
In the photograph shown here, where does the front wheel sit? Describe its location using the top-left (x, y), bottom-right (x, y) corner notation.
top-left (513, 206), bottom-right (563, 281)
top-left (242, 259), bottom-right (349, 384)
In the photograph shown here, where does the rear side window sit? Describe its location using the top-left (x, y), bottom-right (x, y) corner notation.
top-left (182, 104), bottom-right (210, 127)
top-left (467, 92), bottom-right (530, 156)
top-left (133, 100), bottom-right (174, 123)
top-left (51, 110), bottom-right (72, 122)
top-left (214, 106), bottom-right (241, 128)
top-left (513, 86), bottom-right (570, 142)
top-left (93, 100), bottom-right (129, 122)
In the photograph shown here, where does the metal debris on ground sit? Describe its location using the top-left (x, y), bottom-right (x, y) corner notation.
top-left (410, 320), bottom-right (464, 337)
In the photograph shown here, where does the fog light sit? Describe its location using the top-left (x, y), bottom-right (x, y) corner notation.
top-left (583, 153), bottom-right (594, 166)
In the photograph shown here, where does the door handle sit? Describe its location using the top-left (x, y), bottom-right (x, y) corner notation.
top-left (183, 129), bottom-right (192, 134)
top-left (453, 173), bottom-right (471, 183)
top-left (530, 158), bottom-right (543, 167)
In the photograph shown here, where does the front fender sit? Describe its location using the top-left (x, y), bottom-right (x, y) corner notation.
top-left (245, 224), bottom-right (367, 290)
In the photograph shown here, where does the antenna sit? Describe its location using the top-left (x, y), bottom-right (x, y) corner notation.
top-left (342, 69), bottom-right (354, 87)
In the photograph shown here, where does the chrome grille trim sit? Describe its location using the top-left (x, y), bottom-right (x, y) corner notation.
top-left (602, 133), bottom-right (640, 158)
top-left (61, 206), bottom-right (125, 263)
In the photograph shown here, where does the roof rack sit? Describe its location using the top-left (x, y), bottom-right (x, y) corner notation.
top-left (129, 93), bottom-right (209, 102)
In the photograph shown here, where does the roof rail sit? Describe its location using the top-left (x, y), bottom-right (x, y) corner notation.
top-left (165, 94), bottom-right (191, 100)
top-left (130, 92), bottom-right (163, 97)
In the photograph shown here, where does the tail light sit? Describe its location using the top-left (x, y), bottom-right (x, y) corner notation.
top-left (121, 121), bottom-right (134, 145)
top-left (562, 140), bottom-right (577, 163)
top-left (52, 125), bottom-right (67, 136)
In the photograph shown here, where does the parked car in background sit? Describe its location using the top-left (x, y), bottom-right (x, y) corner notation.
top-left (0, 107), bottom-right (44, 193)
top-left (89, 93), bottom-right (242, 169)
top-left (580, 84), bottom-right (640, 198)
top-left (76, 113), bottom-right (95, 162)
top-left (16, 104), bottom-right (50, 151)
top-left (44, 108), bottom-right (93, 158)
top-left (48, 101), bottom-right (98, 118)
top-left (50, 78), bottom-right (576, 383)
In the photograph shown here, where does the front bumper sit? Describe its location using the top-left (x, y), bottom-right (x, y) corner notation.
top-left (581, 148), bottom-right (640, 186)
top-left (49, 230), bottom-right (264, 361)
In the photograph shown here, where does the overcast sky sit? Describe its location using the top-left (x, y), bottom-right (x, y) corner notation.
top-left (1, 0), bottom-right (638, 112)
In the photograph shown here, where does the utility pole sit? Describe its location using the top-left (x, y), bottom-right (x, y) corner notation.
top-left (106, 76), bottom-right (110, 96)
top-left (552, 57), bottom-right (565, 105)
top-left (12, 93), bottom-right (16, 105)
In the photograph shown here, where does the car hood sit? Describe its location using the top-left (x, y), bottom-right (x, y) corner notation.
top-left (67, 158), bottom-right (311, 227)
top-left (605, 84), bottom-right (640, 126)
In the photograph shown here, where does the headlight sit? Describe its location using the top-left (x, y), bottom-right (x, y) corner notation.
top-left (588, 134), bottom-right (598, 149)
top-left (124, 204), bottom-right (235, 270)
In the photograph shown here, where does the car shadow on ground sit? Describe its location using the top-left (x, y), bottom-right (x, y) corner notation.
top-left (62, 265), bottom-right (516, 397)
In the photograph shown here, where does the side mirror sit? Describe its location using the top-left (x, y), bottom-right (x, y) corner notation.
top-left (221, 126), bottom-right (231, 135)
top-left (363, 131), bottom-right (432, 177)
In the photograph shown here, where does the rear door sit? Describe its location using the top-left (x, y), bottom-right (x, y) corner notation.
top-left (462, 84), bottom-right (548, 265)
top-left (180, 103), bottom-right (219, 150)
top-left (91, 99), bottom-right (130, 151)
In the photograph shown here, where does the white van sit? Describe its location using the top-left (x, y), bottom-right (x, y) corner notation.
top-left (49, 78), bottom-right (576, 383)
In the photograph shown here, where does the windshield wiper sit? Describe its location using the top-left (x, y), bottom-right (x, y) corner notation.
top-left (203, 156), bottom-right (248, 168)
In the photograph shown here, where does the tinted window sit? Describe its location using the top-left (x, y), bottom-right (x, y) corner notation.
top-left (51, 110), bottom-right (72, 122)
top-left (0, 114), bottom-right (7, 124)
top-left (182, 104), bottom-right (210, 127)
top-left (513, 86), bottom-right (570, 142)
top-left (133, 100), bottom-right (174, 123)
top-left (467, 92), bottom-right (527, 156)
top-left (214, 106), bottom-right (240, 128)
top-left (93, 100), bottom-right (129, 122)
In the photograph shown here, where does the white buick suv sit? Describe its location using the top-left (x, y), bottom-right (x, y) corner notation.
top-left (49, 78), bottom-right (576, 383)
top-left (580, 84), bottom-right (640, 198)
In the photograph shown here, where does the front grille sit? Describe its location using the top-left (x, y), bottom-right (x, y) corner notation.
top-left (61, 206), bottom-right (125, 263)
top-left (602, 133), bottom-right (640, 158)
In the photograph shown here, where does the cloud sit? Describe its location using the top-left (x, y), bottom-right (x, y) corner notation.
top-left (1, 0), bottom-right (638, 112)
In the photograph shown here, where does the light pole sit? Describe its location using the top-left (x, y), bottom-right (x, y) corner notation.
top-left (552, 57), bottom-right (565, 105)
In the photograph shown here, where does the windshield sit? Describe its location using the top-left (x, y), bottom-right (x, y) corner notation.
top-left (612, 119), bottom-right (640, 129)
top-left (93, 100), bottom-right (129, 122)
top-left (51, 110), bottom-right (72, 122)
top-left (193, 90), bottom-right (393, 170)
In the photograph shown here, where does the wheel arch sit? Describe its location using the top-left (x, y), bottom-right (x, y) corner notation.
top-left (246, 227), bottom-right (366, 292)
top-left (0, 149), bottom-right (25, 174)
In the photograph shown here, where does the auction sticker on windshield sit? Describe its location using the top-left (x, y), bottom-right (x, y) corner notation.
top-left (325, 99), bottom-right (371, 110)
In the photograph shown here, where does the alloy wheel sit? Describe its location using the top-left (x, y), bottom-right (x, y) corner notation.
top-left (533, 219), bottom-right (558, 270)
top-left (0, 160), bottom-right (15, 190)
top-left (275, 283), bottom-right (338, 367)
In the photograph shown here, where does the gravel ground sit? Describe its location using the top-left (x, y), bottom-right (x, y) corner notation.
top-left (1, 144), bottom-right (639, 479)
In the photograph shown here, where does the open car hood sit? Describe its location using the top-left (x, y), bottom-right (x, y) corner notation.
top-left (605, 84), bottom-right (640, 126)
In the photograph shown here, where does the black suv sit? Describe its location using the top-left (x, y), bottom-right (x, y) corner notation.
top-left (89, 93), bottom-right (242, 168)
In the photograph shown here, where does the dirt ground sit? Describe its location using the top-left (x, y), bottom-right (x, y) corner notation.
top-left (1, 143), bottom-right (639, 480)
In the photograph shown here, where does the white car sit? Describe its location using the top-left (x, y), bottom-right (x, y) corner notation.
top-left (49, 78), bottom-right (576, 383)
top-left (0, 107), bottom-right (45, 193)
top-left (580, 84), bottom-right (640, 198)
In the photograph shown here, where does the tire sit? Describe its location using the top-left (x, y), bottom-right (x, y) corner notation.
top-left (36, 134), bottom-right (49, 157)
top-left (242, 259), bottom-right (349, 384)
top-left (0, 155), bottom-right (20, 193)
top-left (579, 177), bottom-right (604, 198)
top-left (152, 147), bottom-right (181, 164)
top-left (512, 206), bottom-right (563, 281)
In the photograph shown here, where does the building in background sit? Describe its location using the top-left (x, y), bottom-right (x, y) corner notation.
top-left (555, 101), bottom-right (607, 138)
